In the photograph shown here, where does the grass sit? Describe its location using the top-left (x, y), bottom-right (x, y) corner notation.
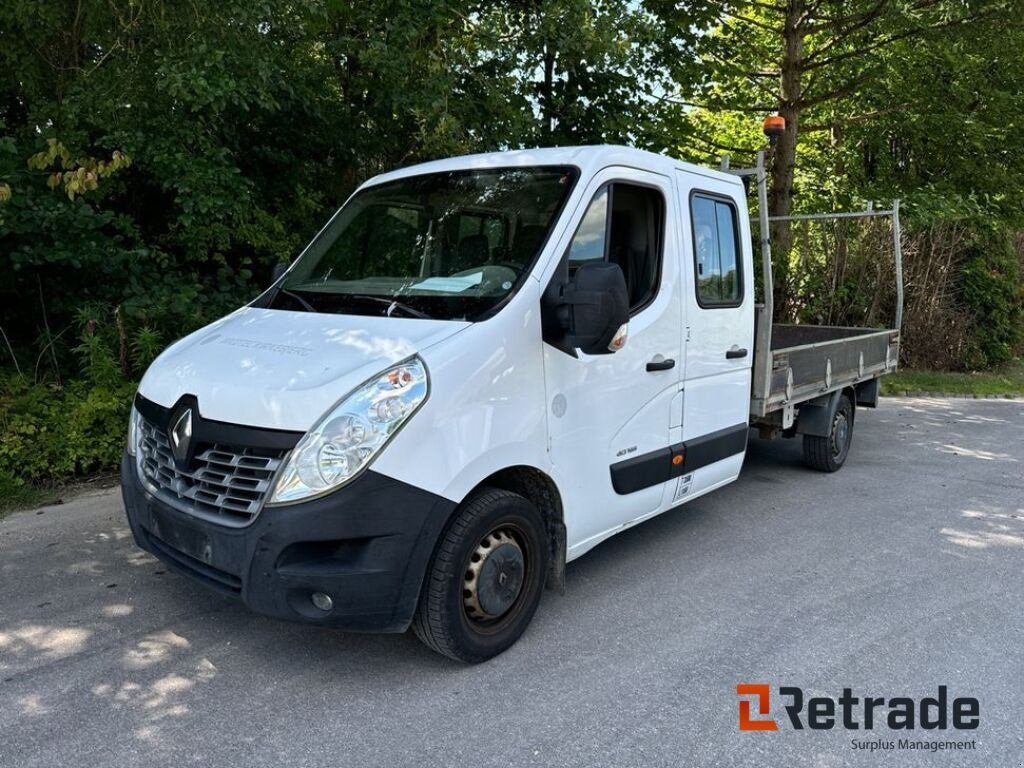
top-left (881, 360), bottom-right (1024, 397)
top-left (0, 482), bottom-right (62, 519)
top-left (0, 473), bottom-right (119, 520)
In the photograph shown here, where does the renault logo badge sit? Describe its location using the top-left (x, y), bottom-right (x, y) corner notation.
top-left (170, 408), bottom-right (193, 465)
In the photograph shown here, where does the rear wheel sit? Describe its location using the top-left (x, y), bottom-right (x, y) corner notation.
top-left (412, 487), bottom-right (548, 663)
top-left (802, 394), bottom-right (854, 472)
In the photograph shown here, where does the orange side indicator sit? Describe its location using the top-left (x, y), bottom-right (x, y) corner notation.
top-left (387, 369), bottom-right (414, 387)
top-left (671, 454), bottom-right (684, 466)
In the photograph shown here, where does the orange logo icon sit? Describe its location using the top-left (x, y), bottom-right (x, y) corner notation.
top-left (737, 684), bottom-right (779, 731)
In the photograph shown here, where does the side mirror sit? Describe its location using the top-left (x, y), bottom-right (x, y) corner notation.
top-left (561, 261), bottom-right (630, 355)
top-left (271, 262), bottom-right (289, 285)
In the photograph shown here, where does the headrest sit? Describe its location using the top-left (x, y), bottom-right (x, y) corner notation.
top-left (457, 233), bottom-right (490, 263)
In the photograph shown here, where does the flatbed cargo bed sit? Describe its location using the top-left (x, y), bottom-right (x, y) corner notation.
top-left (769, 324), bottom-right (886, 350)
top-left (750, 310), bottom-right (900, 419)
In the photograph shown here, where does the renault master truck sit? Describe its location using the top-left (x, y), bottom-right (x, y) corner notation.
top-left (122, 144), bottom-right (901, 662)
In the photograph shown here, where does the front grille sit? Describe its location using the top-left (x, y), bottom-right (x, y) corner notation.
top-left (138, 418), bottom-right (286, 527)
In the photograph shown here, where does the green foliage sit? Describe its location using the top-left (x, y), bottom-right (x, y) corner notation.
top-left (0, 470), bottom-right (61, 516)
top-left (131, 327), bottom-right (163, 372)
top-left (960, 230), bottom-right (1024, 367)
top-left (0, 324), bottom-right (136, 488)
top-left (0, 0), bottom-right (690, 378)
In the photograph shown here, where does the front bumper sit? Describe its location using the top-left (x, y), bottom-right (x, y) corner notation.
top-left (121, 453), bottom-right (455, 632)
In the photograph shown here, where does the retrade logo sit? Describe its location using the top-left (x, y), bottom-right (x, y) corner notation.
top-left (736, 684), bottom-right (979, 732)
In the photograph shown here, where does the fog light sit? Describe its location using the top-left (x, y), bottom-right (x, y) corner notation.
top-left (311, 592), bottom-right (333, 612)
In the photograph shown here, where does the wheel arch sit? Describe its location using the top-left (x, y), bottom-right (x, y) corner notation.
top-left (464, 465), bottom-right (567, 593)
top-left (795, 386), bottom-right (857, 437)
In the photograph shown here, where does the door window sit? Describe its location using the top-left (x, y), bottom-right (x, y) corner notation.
top-left (567, 183), bottom-right (665, 313)
top-left (691, 195), bottom-right (742, 307)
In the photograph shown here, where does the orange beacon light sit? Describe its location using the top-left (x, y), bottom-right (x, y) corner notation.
top-left (763, 114), bottom-right (786, 145)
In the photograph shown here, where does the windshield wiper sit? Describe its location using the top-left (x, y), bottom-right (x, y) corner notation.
top-left (343, 294), bottom-right (433, 320)
top-left (275, 287), bottom-right (317, 312)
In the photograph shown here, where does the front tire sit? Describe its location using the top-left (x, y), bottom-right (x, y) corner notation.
top-left (412, 487), bottom-right (548, 663)
top-left (802, 394), bottom-right (854, 472)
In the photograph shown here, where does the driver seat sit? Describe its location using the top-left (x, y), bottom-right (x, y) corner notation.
top-left (448, 234), bottom-right (490, 274)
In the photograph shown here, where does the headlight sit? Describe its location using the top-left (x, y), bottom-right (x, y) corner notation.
top-left (126, 404), bottom-right (142, 456)
top-left (267, 357), bottom-right (429, 505)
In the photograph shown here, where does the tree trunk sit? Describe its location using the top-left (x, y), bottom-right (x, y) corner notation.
top-left (541, 46), bottom-right (556, 137)
top-left (769, 0), bottom-right (804, 320)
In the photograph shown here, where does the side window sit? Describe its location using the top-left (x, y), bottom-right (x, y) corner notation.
top-left (566, 183), bottom-right (665, 313)
top-left (568, 187), bottom-right (608, 265)
top-left (691, 195), bottom-right (742, 306)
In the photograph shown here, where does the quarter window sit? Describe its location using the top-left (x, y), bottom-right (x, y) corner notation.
top-left (568, 188), bottom-right (609, 265)
top-left (691, 195), bottom-right (742, 306)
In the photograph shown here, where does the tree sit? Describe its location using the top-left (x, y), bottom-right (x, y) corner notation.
top-left (661, 0), bottom-right (1017, 315)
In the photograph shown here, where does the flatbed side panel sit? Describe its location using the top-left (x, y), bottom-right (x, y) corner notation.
top-left (751, 326), bottom-right (899, 415)
top-left (787, 330), bottom-right (888, 386)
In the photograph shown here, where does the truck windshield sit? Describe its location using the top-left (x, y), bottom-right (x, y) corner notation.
top-left (271, 166), bottom-right (578, 320)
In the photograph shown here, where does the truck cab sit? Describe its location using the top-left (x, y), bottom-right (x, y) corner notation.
top-left (121, 146), bottom-right (896, 662)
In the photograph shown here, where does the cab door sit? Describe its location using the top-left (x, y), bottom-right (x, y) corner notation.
top-left (673, 171), bottom-right (754, 502)
top-left (543, 167), bottom-right (684, 559)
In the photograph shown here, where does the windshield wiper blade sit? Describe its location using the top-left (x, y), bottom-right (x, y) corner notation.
top-left (344, 294), bottom-right (433, 320)
top-left (275, 287), bottom-right (317, 312)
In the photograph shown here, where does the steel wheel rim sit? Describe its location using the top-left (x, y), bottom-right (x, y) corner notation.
top-left (831, 411), bottom-right (849, 458)
top-left (462, 524), bottom-right (532, 628)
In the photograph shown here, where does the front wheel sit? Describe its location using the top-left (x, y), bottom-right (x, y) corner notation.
top-left (412, 487), bottom-right (548, 663)
top-left (802, 394), bottom-right (854, 472)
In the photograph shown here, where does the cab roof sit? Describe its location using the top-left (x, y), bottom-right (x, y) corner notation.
top-left (363, 145), bottom-right (741, 190)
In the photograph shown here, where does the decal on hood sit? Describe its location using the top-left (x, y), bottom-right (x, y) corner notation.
top-left (218, 337), bottom-right (313, 357)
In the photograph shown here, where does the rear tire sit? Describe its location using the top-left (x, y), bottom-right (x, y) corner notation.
top-left (412, 487), bottom-right (548, 663)
top-left (802, 394), bottom-right (854, 472)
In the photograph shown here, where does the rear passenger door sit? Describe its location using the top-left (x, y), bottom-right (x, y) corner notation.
top-left (674, 173), bottom-right (754, 501)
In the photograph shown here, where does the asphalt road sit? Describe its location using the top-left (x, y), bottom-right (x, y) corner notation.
top-left (2, 397), bottom-right (1022, 768)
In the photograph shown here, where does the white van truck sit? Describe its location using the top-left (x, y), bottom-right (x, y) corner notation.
top-left (122, 145), bottom-right (900, 662)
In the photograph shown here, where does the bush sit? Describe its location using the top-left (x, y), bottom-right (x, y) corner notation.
top-left (0, 374), bottom-right (136, 488)
top-left (775, 215), bottom-right (1024, 371)
top-left (0, 307), bottom-right (144, 492)
top-left (960, 230), bottom-right (1024, 368)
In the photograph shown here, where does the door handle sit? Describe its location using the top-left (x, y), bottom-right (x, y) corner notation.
top-left (646, 357), bottom-right (676, 372)
top-left (726, 347), bottom-right (748, 359)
